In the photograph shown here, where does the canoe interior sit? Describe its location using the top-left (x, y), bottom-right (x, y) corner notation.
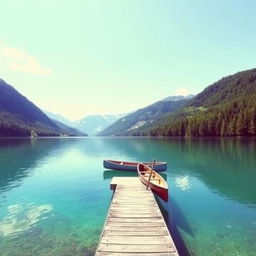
top-left (108, 160), bottom-right (165, 166)
top-left (138, 164), bottom-right (168, 188)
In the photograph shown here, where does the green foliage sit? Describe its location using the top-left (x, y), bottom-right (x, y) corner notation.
top-left (139, 95), bottom-right (256, 137)
top-left (188, 68), bottom-right (256, 107)
top-left (0, 112), bottom-right (60, 137)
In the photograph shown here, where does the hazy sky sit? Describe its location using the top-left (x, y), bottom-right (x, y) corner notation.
top-left (0, 0), bottom-right (256, 120)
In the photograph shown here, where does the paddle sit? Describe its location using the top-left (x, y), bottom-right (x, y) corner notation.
top-left (146, 159), bottom-right (155, 190)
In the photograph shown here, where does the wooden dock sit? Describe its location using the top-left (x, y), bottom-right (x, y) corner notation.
top-left (95, 177), bottom-right (179, 256)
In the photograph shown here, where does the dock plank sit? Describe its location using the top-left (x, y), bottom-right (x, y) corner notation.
top-left (106, 222), bottom-right (165, 227)
top-left (97, 253), bottom-right (177, 256)
top-left (104, 226), bottom-right (167, 232)
top-left (97, 244), bottom-right (175, 253)
top-left (101, 235), bottom-right (171, 245)
top-left (103, 230), bottom-right (169, 236)
top-left (107, 217), bottom-right (163, 223)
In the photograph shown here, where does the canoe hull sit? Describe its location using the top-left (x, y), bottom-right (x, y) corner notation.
top-left (138, 175), bottom-right (168, 202)
top-left (137, 163), bottom-right (168, 202)
top-left (103, 160), bottom-right (167, 172)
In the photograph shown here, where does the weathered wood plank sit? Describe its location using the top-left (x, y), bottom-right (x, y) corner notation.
top-left (97, 253), bottom-right (178, 256)
top-left (110, 207), bottom-right (155, 210)
top-left (106, 220), bottom-right (165, 226)
top-left (112, 198), bottom-right (155, 202)
top-left (112, 200), bottom-right (154, 203)
top-left (111, 202), bottom-right (156, 206)
top-left (110, 209), bottom-right (160, 214)
top-left (101, 235), bottom-right (171, 245)
top-left (107, 217), bottom-right (162, 223)
top-left (113, 196), bottom-right (153, 200)
top-left (111, 203), bottom-right (156, 206)
top-left (114, 191), bottom-right (151, 194)
top-left (114, 192), bottom-right (151, 195)
top-left (103, 230), bottom-right (169, 236)
top-left (104, 226), bottom-right (167, 231)
top-left (112, 198), bottom-right (155, 201)
top-left (109, 212), bottom-right (162, 218)
top-left (109, 213), bottom-right (162, 218)
top-left (97, 244), bottom-right (175, 253)
top-left (110, 205), bottom-right (158, 209)
top-left (110, 205), bottom-right (157, 209)
top-left (116, 187), bottom-right (150, 190)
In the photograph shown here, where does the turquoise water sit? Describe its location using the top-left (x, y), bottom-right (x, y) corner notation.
top-left (0, 137), bottom-right (255, 256)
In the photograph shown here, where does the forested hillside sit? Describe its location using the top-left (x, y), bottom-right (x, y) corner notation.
top-left (99, 96), bottom-right (191, 136)
top-left (188, 69), bottom-right (256, 107)
top-left (130, 68), bottom-right (256, 137)
top-left (0, 79), bottom-right (86, 137)
top-left (0, 111), bottom-right (59, 136)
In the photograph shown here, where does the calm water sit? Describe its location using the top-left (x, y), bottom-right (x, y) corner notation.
top-left (0, 137), bottom-right (255, 256)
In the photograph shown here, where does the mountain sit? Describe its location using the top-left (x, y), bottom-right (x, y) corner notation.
top-left (130, 68), bottom-right (256, 136)
top-left (44, 111), bottom-right (125, 135)
top-left (44, 111), bottom-right (74, 127)
top-left (0, 79), bottom-right (87, 137)
top-left (51, 119), bottom-right (86, 136)
top-left (74, 114), bottom-right (125, 136)
top-left (99, 96), bottom-right (192, 136)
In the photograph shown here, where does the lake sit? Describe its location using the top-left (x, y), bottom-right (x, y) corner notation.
top-left (0, 137), bottom-right (255, 256)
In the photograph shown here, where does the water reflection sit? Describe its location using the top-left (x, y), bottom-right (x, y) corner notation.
top-left (157, 197), bottom-right (192, 256)
top-left (0, 203), bottom-right (53, 237)
top-left (92, 137), bottom-right (169, 161)
top-left (175, 176), bottom-right (191, 191)
top-left (0, 138), bottom-right (78, 194)
top-left (177, 138), bottom-right (256, 205)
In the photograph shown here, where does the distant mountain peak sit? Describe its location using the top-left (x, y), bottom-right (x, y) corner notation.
top-left (44, 110), bottom-right (74, 127)
top-left (162, 95), bottom-right (194, 102)
top-left (74, 114), bottom-right (126, 136)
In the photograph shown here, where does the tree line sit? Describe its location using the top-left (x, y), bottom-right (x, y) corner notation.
top-left (132, 95), bottom-right (256, 137)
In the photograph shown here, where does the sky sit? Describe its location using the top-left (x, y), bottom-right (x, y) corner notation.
top-left (0, 0), bottom-right (256, 121)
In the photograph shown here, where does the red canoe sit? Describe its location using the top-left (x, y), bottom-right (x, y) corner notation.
top-left (137, 162), bottom-right (168, 202)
